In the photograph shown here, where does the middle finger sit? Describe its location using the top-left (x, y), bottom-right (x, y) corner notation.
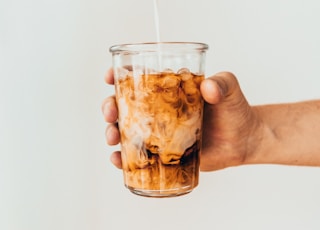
top-left (102, 95), bottom-right (118, 123)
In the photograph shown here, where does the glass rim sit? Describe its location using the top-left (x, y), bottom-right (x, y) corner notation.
top-left (109, 42), bottom-right (209, 53)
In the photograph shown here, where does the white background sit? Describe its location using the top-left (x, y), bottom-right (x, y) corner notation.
top-left (1, 0), bottom-right (320, 229)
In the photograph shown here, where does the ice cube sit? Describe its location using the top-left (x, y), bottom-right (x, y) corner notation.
top-left (127, 71), bottom-right (134, 77)
top-left (131, 66), bottom-right (144, 78)
top-left (177, 68), bottom-right (193, 81)
top-left (116, 67), bottom-right (129, 78)
top-left (177, 68), bottom-right (191, 74)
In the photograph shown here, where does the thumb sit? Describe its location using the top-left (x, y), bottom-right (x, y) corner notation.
top-left (200, 72), bottom-right (241, 104)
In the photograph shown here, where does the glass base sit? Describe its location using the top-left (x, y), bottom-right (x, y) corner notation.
top-left (126, 185), bottom-right (195, 198)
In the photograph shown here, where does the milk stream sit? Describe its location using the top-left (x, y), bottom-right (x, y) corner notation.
top-left (153, 0), bottom-right (165, 190)
top-left (152, 0), bottom-right (163, 71)
top-left (153, 0), bottom-right (161, 43)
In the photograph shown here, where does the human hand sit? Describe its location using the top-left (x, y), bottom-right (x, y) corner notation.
top-left (102, 69), bottom-right (261, 171)
top-left (199, 72), bottom-right (260, 170)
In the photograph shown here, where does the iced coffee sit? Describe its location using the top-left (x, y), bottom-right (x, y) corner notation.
top-left (110, 42), bottom-right (208, 197)
top-left (115, 68), bottom-right (203, 197)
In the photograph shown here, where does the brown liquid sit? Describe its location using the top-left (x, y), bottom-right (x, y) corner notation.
top-left (115, 69), bottom-right (204, 194)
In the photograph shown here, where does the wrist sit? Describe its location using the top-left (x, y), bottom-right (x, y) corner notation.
top-left (243, 106), bottom-right (275, 165)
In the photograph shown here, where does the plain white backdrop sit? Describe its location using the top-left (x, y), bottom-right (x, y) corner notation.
top-left (1, 0), bottom-right (320, 229)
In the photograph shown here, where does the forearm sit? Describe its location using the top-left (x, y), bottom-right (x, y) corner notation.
top-left (248, 100), bottom-right (320, 167)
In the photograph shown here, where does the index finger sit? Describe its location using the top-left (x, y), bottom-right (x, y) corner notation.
top-left (104, 68), bottom-right (114, 85)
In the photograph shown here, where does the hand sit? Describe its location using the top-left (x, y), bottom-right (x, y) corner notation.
top-left (199, 72), bottom-right (260, 170)
top-left (102, 69), bottom-right (261, 171)
top-left (102, 68), bottom-right (122, 169)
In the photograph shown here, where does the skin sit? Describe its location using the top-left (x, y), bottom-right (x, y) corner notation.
top-left (102, 69), bottom-right (320, 171)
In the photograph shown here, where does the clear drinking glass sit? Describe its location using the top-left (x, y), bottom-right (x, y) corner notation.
top-left (110, 42), bottom-right (208, 197)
